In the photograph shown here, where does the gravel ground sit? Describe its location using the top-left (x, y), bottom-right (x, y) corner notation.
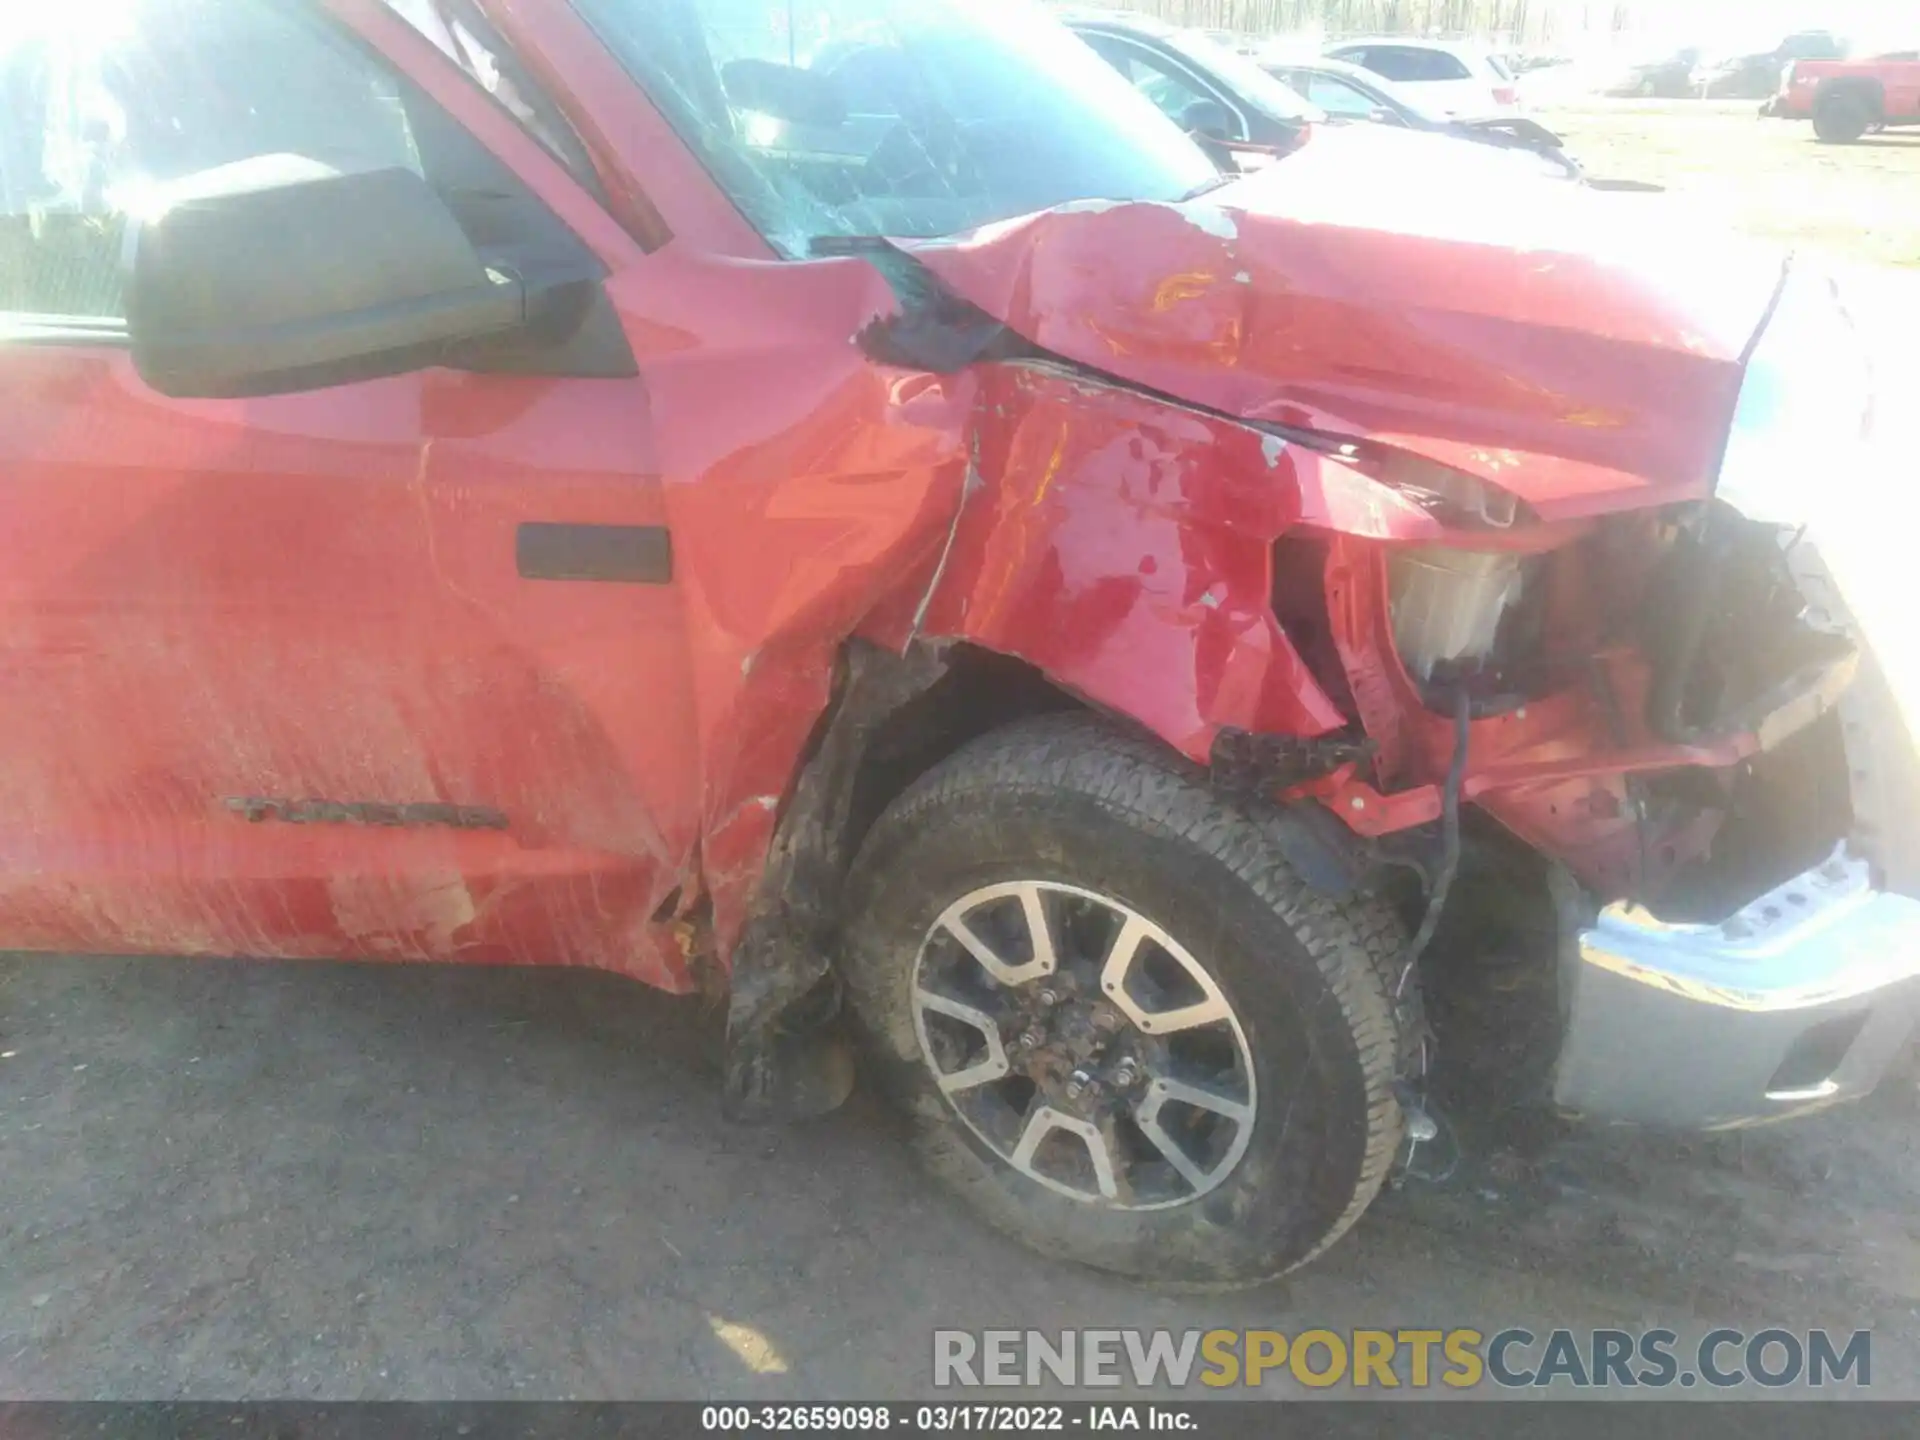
top-left (1541, 99), bottom-right (1920, 269)
top-left (5, 954), bottom-right (1920, 1401)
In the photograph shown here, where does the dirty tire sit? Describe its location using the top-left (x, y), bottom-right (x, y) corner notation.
top-left (1813, 93), bottom-right (1870, 142)
top-left (839, 714), bottom-right (1410, 1287)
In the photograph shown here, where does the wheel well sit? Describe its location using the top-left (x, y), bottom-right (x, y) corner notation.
top-left (1817, 77), bottom-right (1886, 118)
top-left (720, 641), bottom-right (1093, 1121)
top-left (830, 640), bottom-right (1383, 907)
top-left (841, 644), bottom-right (1089, 868)
top-left (723, 637), bottom-right (1383, 1124)
top-left (1415, 818), bottom-right (1568, 1142)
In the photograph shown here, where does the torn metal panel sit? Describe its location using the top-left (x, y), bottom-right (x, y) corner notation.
top-left (914, 363), bottom-right (1348, 762)
top-left (722, 641), bottom-right (949, 1122)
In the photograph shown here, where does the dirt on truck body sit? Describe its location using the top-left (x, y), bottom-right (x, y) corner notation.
top-left (0, 0), bottom-right (1914, 1287)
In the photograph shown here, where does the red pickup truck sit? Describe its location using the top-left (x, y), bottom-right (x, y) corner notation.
top-left (1764, 52), bottom-right (1920, 141)
top-left (0, 0), bottom-right (1914, 1288)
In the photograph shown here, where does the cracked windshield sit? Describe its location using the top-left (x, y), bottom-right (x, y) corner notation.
top-left (570, 0), bottom-right (1219, 253)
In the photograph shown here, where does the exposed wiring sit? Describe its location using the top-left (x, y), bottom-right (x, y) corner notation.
top-left (1398, 685), bottom-right (1471, 998)
top-left (1390, 691), bottom-right (1469, 1188)
top-left (1390, 687), bottom-right (1470, 1189)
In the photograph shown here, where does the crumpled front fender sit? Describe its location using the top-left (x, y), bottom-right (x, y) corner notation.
top-left (910, 363), bottom-right (1347, 761)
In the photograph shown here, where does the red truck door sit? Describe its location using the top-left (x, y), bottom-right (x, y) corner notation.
top-left (1891, 60), bottom-right (1920, 121)
top-left (0, 0), bottom-right (702, 982)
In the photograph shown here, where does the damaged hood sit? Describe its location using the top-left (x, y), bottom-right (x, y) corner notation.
top-left (896, 124), bottom-right (1790, 522)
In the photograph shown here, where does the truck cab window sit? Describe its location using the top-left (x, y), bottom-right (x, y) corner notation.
top-left (0, 0), bottom-right (595, 327)
top-left (381, 0), bottom-right (605, 197)
top-left (569, 0), bottom-right (1216, 255)
top-left (0, 0), bottom-right (419, 320)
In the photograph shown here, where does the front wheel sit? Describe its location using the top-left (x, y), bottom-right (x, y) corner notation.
top-left (839, 716), bottom-right (1415, 1287)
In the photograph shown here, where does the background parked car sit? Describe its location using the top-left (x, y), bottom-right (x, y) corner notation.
top-left (1697, 31), bottom-right (1850, 100)
top-left (1063, 11), bottom-right (1321, 154)
top-left (1262, 55), bottom-right (1579, 178)
top-left (1693, 51), bottom-right (1785, 99)
top-left (1605, 47), bottom-right (1703, 99)
top-left (1322, 38), bottom-right (1519, 118)
top-left (1773, 29), bottom-right (1852, 63)
top-left (1507, 51), bottom-right (1573, 76)
top-left (1264, 53), bottom-right (1432, 123)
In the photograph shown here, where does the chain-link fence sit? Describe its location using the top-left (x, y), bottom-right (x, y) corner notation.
top-left (1058, 0), bottom-right (1643, 45)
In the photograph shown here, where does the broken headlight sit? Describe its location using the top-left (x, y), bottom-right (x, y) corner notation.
top-left (1389, 547), bottom-right (1526, 683)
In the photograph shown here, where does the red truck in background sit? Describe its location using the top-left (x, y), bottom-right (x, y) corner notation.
top-left (1765, 52), bottom-right (1920, 141)
top-left (1, 0), bottom-right (1915, 1289)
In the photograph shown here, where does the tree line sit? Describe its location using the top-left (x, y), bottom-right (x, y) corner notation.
top-left (1075, 0), bottom-right (1642, 44)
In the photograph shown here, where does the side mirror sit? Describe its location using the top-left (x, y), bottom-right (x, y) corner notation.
top-left (1369, 106), bottom-right (1409, 125)
top-left (128, 157), bottom-right (526, 398)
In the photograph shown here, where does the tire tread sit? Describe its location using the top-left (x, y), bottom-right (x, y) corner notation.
top-left (845, 713), bottom-right (1413, 1283)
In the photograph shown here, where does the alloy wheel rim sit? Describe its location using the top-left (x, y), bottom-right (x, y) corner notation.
top-left (910, 881), bottom-right (1258, 1211)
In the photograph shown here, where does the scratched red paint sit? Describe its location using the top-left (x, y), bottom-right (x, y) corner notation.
top-left (912, 366), bottom-right (1347, 757)
top-left (0, 0), bottom-right (1794, 986)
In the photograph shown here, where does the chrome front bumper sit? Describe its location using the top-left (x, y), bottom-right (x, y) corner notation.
top-left (1554, 846), bottom-right (1920, 1129)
